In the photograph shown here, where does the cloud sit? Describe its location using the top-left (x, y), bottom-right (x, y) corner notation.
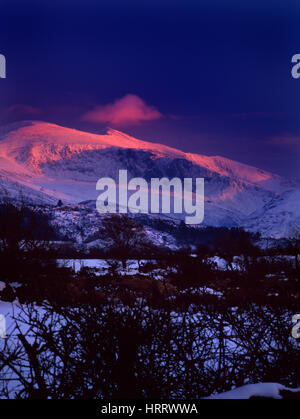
top-left (269, 136), bottom-right (300, 145)
top-left (82, 94), bottom-right (162, 126)
top-left (2, 104), bottom-right (41, 122)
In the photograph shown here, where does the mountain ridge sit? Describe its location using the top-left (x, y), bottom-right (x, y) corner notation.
top-left (0, 120), bottom-right (279, 185)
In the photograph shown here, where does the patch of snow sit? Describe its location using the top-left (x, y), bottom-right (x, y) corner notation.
top-left (207, 383), bottom-right (300, 399)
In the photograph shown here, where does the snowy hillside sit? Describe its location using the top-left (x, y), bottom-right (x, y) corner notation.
top-left (0, 120), bottom-right (299, 237)
top-left (245, 188), bottom-right (300, 238)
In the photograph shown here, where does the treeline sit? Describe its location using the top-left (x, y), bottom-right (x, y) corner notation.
top-left (137, 215), bottom-right (260, 249)
top-left (0, 204), bottom-right (299, 309)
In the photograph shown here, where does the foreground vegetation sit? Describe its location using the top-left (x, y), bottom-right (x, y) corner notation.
top-left (0, 204), bottom-right (299, 398)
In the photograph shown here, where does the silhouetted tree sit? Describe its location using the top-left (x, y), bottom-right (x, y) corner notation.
top-left (98, 214), bottom-right (148, 267)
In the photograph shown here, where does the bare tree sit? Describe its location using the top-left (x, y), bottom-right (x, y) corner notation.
top-left (98, 214), bottom-right (149, 267)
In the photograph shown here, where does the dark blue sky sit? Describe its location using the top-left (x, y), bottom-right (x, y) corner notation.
top-left (0, 0), bottom-right (300, 176)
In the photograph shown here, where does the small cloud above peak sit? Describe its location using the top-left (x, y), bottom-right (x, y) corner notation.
top-left (81, 94), bottom-right (162, 126)
top-left (1, 104), bottom-right (42, 124)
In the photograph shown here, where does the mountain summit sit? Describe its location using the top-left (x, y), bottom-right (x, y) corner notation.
top-left (0, 120), bottom-right (277, 183)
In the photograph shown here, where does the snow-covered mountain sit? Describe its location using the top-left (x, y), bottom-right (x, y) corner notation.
top-left (244, 188), bottom-right (300, 238)
top-left (0, 120), bottom-right (299, 237)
